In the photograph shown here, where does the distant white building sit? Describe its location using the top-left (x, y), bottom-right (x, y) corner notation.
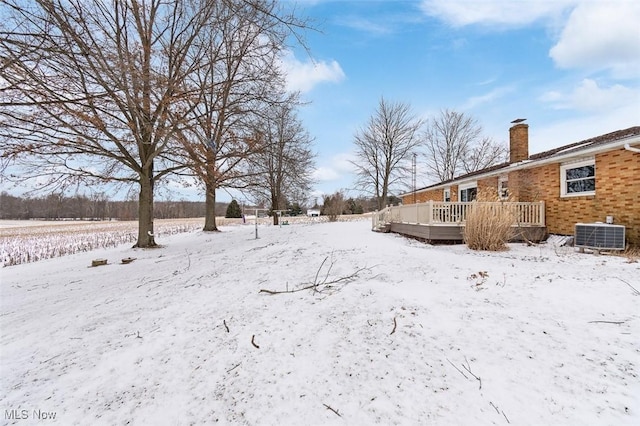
top-left (306, 209), bottom-right (320, 217)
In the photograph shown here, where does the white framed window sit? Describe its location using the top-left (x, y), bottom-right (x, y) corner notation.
top-left (498, 176), bottom-right (509, 200)
top-left (459, 182), bottom-right (477, 202)
top-left (560, 159), bottom-right (595, 197)
top-left (443, 188), bottom-right (451, 202)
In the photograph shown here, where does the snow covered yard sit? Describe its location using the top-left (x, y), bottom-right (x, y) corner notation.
top-left (1, 219), bottom-right (638, 425)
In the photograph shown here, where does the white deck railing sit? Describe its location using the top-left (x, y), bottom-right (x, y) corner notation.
top-left (372, 200), bottom-right (545, 229)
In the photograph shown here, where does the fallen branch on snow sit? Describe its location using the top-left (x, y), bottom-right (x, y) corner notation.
top-left (446, 358), bottom-right (468, 380)
top-left (588, 320), bottom-right (626, 325)
top-left (447, 357), bottom-right (481, 390)
top-left (323, 403), bottom-right (341, 417)
top-left (227, 363), bottom-right (241, 373)
top-left (462, 356), bottom-right (482, 390)
top-left (41, 354), bottom-right (61, 364)
top-left (259, 255), bottom-right (372, 295)
top-left (251, 334), bottom-right (260, 349)
top-left (490, 401), bottom-right (510, 423)
top-left (617, 277), bottom-right (640, 296)
top-left (390, 316), bottom-right (397, 335)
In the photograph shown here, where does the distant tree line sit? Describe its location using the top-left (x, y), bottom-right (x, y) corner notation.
top-left (0, 192), bottom-right (399, 221)
top-left (0, 192), bottom-right (228, 221)
top-left (320, 192), bottom-right (401, 219)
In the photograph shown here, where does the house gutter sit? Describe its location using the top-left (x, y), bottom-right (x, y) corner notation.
top-left (500, 133), bottom-right (640, 174)
top-left (624, 143), bottom-right (640, 153)
top-left (406, 133), bottom-right (640, 195)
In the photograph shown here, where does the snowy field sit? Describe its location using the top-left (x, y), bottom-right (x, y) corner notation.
top-left (0, 218), bottom-right (205, 266)
top-left (0, 216), bottom-right (331, 266)
top-left (1, 219), bottom-right (639, 425)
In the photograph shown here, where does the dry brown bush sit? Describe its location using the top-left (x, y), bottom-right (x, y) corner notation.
top-left (621, 246), bottom-right (639, 263)
top-left (463, 190), bottom-right (516, 251)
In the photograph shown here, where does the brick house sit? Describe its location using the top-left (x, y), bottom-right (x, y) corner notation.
top-left (401, 124), bottom-right (640, 246)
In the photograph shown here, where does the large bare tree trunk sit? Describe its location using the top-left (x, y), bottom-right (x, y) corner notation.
top-left (203, 183), bottom-right (218, 231)
top-left (136, 168), bottom-right (156, 247)
top-left (272, 195), bottom-right (280, 226)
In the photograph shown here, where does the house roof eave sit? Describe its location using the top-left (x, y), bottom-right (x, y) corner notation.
top-left (403, 129), bottom-right (640, 197)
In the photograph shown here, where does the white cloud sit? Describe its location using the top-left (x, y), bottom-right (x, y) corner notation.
top-left (280, 51), bottom-right (346, 93)
top-left (290, 0), bottom-right (326, 5)
top-left (538, 90), bottom-right (564, 104)
top-left (331, 152), bottom-right (357, 173)
top-left (539, 78), bottom-right (638, 112)
top-left (476, 77), bottom-right (497, 86)
top-left (312, 152), bottom-right (357, 182)
top-left (549, 2), bottom-right (640, 77)
top-left (531, 101), bottom-right (639, 153)
top-left (334, 9), bottom-right (425, 36)
top-left (312, 166), bottom-right (341, 182)
top-left (421, 1), bottom-right (640, 78)
top-left (461, 86), bottom-right (513, 110)
top-left (570, 79), bottom-right (638, 111)
top-left (336, 16), bottom-right (394, 35)
top-left (420, 0), bottom-right (574, 27)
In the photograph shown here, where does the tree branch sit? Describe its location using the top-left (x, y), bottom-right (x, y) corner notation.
top-left (259, 256), bottom-right (372, 295)
top-left (617, 277), bottom-right (640, 296)
top-left (323, 403), bottom-right (341, 417)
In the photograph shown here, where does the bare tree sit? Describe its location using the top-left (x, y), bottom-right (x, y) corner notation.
top-left (322, 191), bottom-right (345, 222)
top-left (176, 0), bottom-right (294, 231)
top-left (0, 0), bottom-right (225, 247)
top-left (246, 94), bottom-right (315, 225)
top-left (462, 137), bottom-right (508, 174)
top-left (351, 97), bottom-right (424, 210)
top-left (424, 109), bottom-right (507, 182)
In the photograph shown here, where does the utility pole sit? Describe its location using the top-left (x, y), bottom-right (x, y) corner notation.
top-left (412, 153), bottom-right (417, 204)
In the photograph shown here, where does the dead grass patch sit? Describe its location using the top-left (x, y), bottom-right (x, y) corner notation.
top-left (621, 246), bottom-right (640, 263)
top-left (463, 191), bottom-right (516, 251)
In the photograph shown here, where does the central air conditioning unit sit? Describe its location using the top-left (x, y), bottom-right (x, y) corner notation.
top-left (574, 223), bottom-right (625, 251)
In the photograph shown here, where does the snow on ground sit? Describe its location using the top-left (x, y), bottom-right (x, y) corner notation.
top-left (1, 220), bottom-right (639, 425)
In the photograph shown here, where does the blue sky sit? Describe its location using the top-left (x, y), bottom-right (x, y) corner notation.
top-left (2, 1), bottom-right (638, 204)
top-left (277, 0), bottom-right (640, 203)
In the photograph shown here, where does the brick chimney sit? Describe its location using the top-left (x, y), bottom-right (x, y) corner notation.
top-left (509, 123), bottom-right (529, 163)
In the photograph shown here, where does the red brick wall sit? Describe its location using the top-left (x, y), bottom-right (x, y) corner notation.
top-left (410, 188), bottom-right (443, 203)
top-left (478, 176), bottom-right (498, 199)
top-left (402, 185), bottom-right (460, 204)
top-left (514, 149), bottom-right (639, 246)
top-left (509, 124), bottom-right (529, 163)
top-left (403, 147), bottom-right (639, 245)
top-left (450, 185), bottom-right (459, 202)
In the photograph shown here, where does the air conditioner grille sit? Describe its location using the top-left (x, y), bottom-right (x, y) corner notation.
top-left (574, 223), bottom-right (625, 250)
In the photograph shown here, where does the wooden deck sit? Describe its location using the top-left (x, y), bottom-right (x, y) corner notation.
top-left (383, 222), bottom-right (547, 243)
top-left (373, 200), bottom-right (547, 243)
top-left (389, 222), bottom-right (463, 241)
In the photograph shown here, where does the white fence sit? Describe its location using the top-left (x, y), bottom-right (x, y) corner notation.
top-left (372, 201), bottom-right (545, 229)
